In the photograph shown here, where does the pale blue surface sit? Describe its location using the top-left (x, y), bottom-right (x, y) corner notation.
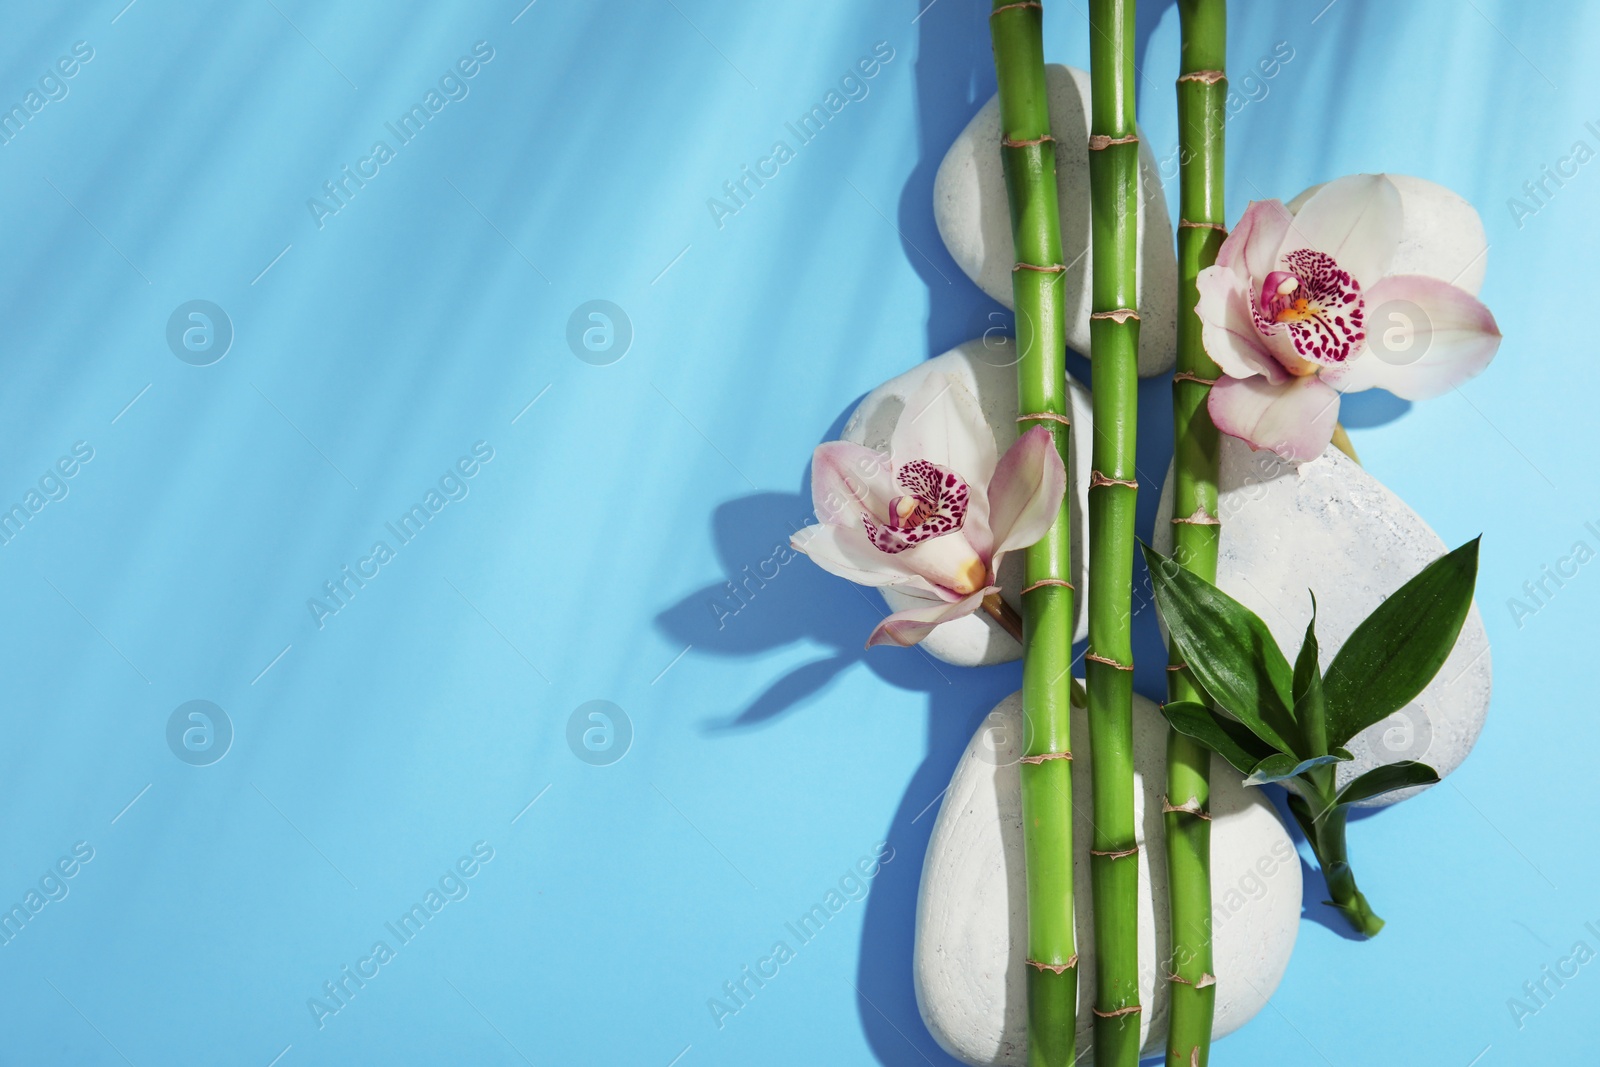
top-left (0, 1), bottom-right (1592, 1064)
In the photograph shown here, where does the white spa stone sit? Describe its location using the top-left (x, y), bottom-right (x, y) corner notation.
top-left (1155, 438), bottom-right (1492, 806)
top-left (842, 338), bottom-right (1092, 666)
top-left (1287, 174), bottom-right (1489, 295)
top-left (914, 689), bottom-right (1300, 1065)
top-left (933, 64), bottom-right (1177, 378)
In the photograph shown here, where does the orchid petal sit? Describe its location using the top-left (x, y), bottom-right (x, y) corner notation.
top-left (1197, 266), bottom-right (1290, 380)
top-left (866, 586), bottom-right (999, 648)
top-left (897, 532), bottom-right (988, 601)
top-left (986, 426), bottom-right (1066, 564)
top-left (1327, 274), bottom-right (1502, 400)
top-left (1208, 373), bottom-right (1341, 463)
top-left (791, 523), bottom-right (931, 590)
top-left (810, 441), bottom-right (896, 529)
top-left (1279, 174), bottom-right (1402, 289)
top-left (891, 373), bottom-right (998, 489)
top-left (1219, 198), bottom-right (1296, 284)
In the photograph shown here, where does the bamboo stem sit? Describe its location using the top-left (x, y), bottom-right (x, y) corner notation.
top-left (1165, 1), bottom-right (1225, 1063)
top-left (981, 593), bottom-right (1025, 644)
top-left (1086, 1), bottom-right (1142, 1063)
top-left (1330, 422), bottom-right (1361, 463)
top-left (989, 4), bottom-right (1078, 1062)
top-left (1301, 789), bottom-right (1385, 938)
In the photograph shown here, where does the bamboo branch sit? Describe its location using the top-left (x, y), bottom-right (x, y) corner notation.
top-left (1086, 1), bottom-right (1142, 1063)
top-left (989, 3), bottom-right (1078, 1062)
top-left (1165, 1), bottom-right (1226, 1063)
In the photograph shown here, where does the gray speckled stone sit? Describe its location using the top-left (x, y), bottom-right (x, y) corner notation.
top-left (914, 689), bottom-right (1300, 1066)
top-left (1155, 438), bottom-right (1492, 805)
top-left (842, 338), bottom-right (1092, 666)
top-left (933, 64), bottom-right (1177, 378)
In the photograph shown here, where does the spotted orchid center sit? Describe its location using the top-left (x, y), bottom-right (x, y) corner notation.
top-left (1253, 249), bottom-right (1366, 367)
top-left (862, 459), bottom-right (971, 556)
top-left (887, 494), bottom-right (933, 530)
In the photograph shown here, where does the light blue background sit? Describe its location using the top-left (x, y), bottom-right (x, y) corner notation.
top-left (0, 0), bottom-right (1591, 1063)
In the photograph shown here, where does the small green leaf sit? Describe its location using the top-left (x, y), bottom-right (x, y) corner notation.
top-left (1325, 539), bottom-right (1480, 749)
top-left (1332, 747), bottom-right (1355, 762)
top-left (1292, 595), bottom-right (1327, 755)
top-left (1141, 544), bottom-right (1301, 755)
top-left (1335, 761), bottom-right (1440, 807)
top-left (1160, 700), bottom-right (1279, 777)
top-left (1242, 752), bottom-right (1345, 788)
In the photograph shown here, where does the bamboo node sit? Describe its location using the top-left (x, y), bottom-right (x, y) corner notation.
top-left (1178, 219), bottom-right (1228, 232)
top-left (1002, 135), bottom-right (1055, 147)
top-left (1021, 577), bottom-right (1075, 594)
top-left (1177, 69), bottom-right (1227, 85)
top-left (989, 0), bottom-right (1043, 14)
top-left (1087, 133), bottom-right (1139, 150)
top-left (1092, 1004), bottom-right (1144, 1018)
top-left (1090, 845), bottom-right (1139, 860)
top-left (1165, 663), bottom-right (1187, 672)
top-left (1019, 751), bottom-right (1072, 764)
top-left (1196, 973), bottom-right (1217, 988)
top-left (1165, 971), bottom-right (1192, 985)
top-left (1090, 308), bottom-right (1139, 323)
top-left (1172, 507), bottom-right (1221, 526)
top-left (1013, 261), bottom-right (1067, 273)
top-left (1017, 411), bottom-right (1071, 426)
top-left (1026, 954), bottom-right (1078, 973)
top-left (1085, 652), bottom-right (1132, 671)
top-left (1192, 1050), bottom-right (1201, 1067)
top-left (1172, 370), bottom-right (1220, 384)
top-left (1161, 796), bottom-right (1212, 820)
top-left (1089, 471), bottom-right (1138, 490)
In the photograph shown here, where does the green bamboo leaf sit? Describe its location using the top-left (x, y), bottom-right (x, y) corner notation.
top-left (1242, 752), bottom-right (1345, 788)
top-left (1324, 539), bottom-right (1480, 749)
top-left (1292, 596), bottom-right (1327, 756)
top-left (1141, 543), bottom-right (1300, 755)
top-left (1334, 761), bottom-right (1440, 807)
top-left (1160, 700), bottom-right (1278, 777)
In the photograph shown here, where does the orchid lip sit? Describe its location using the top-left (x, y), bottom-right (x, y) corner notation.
top-left (862, 459), bottom-right (970, 554)
top-left (1252, 249), bottom-right (1367, 367)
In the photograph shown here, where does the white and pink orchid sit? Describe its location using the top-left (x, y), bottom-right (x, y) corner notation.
top-left (1198, 173), bottom-right (1502, 462)
top-left (792, 374), bottom-right (1064, 649)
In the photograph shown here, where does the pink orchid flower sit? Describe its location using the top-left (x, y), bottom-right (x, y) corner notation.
top-left (792, 374), bottom-right (1064, 649)
top-left (1197, 173), bottom-right (1502, 461)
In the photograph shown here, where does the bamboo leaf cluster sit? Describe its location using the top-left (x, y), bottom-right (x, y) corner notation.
top-left (1143, 538), bottom-right (1481, 937)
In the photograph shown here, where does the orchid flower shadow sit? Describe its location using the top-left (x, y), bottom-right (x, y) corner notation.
top-left (654, 402), bottom-right (1013, 736)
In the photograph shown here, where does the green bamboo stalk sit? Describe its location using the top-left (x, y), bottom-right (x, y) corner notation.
top-left (989, 4), bottom-right (1078, 1063)
top-left (1086, 0), bottom-right (1142, 1063)
top-left (1165, 1), bottom-right (1226, 1063)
